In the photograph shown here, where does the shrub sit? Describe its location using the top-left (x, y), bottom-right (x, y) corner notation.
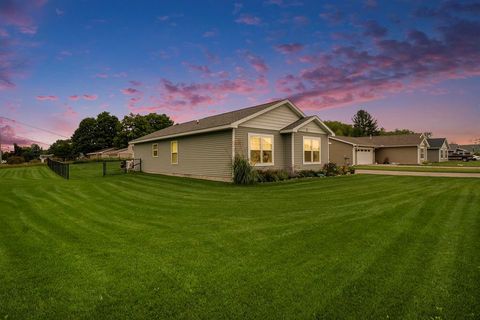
top-left (233, 155), bottom-right (256, 185)
top-left (7, 156), bottom-right (25, 165)
top-left (256, 169), bottom-right (290, 182)
top-left (383, 157), bottom-right (390, 164)
top-left (323, 162), bottom-right (338, 176)
top-left (339, 165), bottom-right (350, 175)
top-left (297, 170), bottom-right (317, 178)
top-left (349, 167), bottom-right (356, 174)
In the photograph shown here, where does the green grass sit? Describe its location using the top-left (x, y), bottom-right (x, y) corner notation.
top-left (355, 165), bottom-right (480, 173)
top-left (426, 160), bottom-right (480, 167)
top-left (0, 165), bottom-right (479, 319)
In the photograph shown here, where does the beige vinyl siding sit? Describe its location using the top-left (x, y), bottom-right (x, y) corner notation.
top-left (235, 127), bottom-right (287, 170)
top-left (240, 104), bottom-right (301, 130)
top-left (298, 122), bottom-right (326, 134)
top-left (293, 131), bottom-right (329, 170)
top-left (427, 149), bottom-right (440, 162)
top-left (375, 146), bottom-right (419, 164)
top-left (134, 129), bottom-right (233, 181)
top-left (284, 133), bottom-right (293, 170)
top-left (329, 139), bottom-right (354, 166)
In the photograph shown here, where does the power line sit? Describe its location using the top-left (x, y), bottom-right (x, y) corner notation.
top-left (0, 116), bottom-right (70, 139)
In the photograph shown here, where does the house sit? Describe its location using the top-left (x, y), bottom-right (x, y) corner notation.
top-left (39, 154), bottom-right (53, 163)
top-left (458, 144), bottom-right (480, 155)
top-left (129, 100), bottom-right (334, 181)
top-left (448, 144), bottom-right (471, 156)
top-left (329, 134), bottom-right (430, 165)
top-left (427, 138), bottom-right (449, 162)
top-left (103, 145), bottom-right (134, 159)
top-left (86, 147), bottom-right (117, 159)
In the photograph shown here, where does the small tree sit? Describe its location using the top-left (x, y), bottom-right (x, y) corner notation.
top-left (352, 110), bottom-right (379, 137)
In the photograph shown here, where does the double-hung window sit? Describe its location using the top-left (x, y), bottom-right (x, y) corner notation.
top-left (171, 141), bottom-right (178, 164)
top-left (249, 134), bottom-right (273, 165)
top-left (152, 143), bottom-right (158, 157)
top-left (304, 137), bottom-right (321, 164)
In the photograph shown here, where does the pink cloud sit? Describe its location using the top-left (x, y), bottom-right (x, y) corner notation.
top-left (293, 16), bottom-right (309, 25)
top-left (94, 73), bottom-right (108, 78)
top-left (36, 95), bottom-right (58, 101)
top-left (63, 105), bottom-right (78, 118)
top-left (129, 80), bottom-right (142, 86)
top-left (121, 88), bottom-right (140, 95)
top-left (277, 17), bottom-right (480, 110)
top-left (235, 14), bottom-right (262, 26)
top-left (275, 43), bottom-right (304, 54)
top-left (83, 94), bottom-right (98, 101)
top-left (202, 29), bottom-right (217, 38)
top-left (69, 95), bottom-right (80, 101)
top-left (245, 52), bottom-right (269, 73)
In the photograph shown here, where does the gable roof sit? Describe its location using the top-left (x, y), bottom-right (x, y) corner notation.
top-left (329, 136), bottom-right (376, 147)
top-left (427, 138), bottom-right (448, 149)
top-left (280, 115), bottom-right (335, 135)
top-left (330, 134), bottom-right (428, 148)
top-left (130, 100), bottom-right (284, 144)
top-left (86, 147), bottom-right (116, 155)
top-left (130, 99), bottom-right (332, 144)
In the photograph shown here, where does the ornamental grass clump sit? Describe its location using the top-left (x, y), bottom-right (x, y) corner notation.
top-left (233, 155), bottom-right (257, 185)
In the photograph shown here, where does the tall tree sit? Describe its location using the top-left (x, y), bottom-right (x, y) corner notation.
top-left (71, 117), bottom-right (97, 155)
top-left (323, 120), bottom-right (354, 136)
top-left (352, 110), bottom-right (379, 137)
top-left (379, 128), bottom-right (416, 136)
top-left (48, 139), bottom-right (74, 160)
top-left (95, 112), bottom-right (120, 149)
top-left (114, 113), bottom-right (173, 148)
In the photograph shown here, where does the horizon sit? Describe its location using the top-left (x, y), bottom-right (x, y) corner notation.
top-left (1, 0), bottom-right (480, 151)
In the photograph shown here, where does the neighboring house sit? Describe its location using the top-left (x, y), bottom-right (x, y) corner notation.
top-left (129, 100), bottom-right (334, 181)
top-left (329, 134), bottom-right (430, 165)
top-left (104, 145), bottom-right (134, 159)
top-left (427, 138), bottom-right (449, 162)
top-left (86, 147), bottom-right (117, 159)
top-left (87, 146), bottom-right (134, 159)
top-left (39, 154), bottom-right (53, 163)
top-left (458, 144), bottom-right (480, 154)
top-left (448, 144), bottom-right (471, 156)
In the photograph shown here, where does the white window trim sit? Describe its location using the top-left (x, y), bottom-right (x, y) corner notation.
top-left (152, 143), bottom-right (158, 158)
top-left (303, 136), bottom-right (322, 165)
top-left (247, 133), bottom-right (274, 166)
top-left (171, 141), bottom-right (178, 164)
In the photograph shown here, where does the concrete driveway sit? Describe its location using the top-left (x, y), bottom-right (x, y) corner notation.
top-left (356, 169), bottom-right (480, 178)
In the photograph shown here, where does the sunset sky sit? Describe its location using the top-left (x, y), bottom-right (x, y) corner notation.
top-left (1, 0), bottom-right (479, 150)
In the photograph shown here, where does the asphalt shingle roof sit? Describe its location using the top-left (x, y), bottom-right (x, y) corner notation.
top-left (427, 138), bottom-right (447, 149)
top-left (333, 134), bottom-right (425, 147)
top-left (280, 116), bottom-right (315, 131)
top-left (130, 100), bottom-right (284, 143)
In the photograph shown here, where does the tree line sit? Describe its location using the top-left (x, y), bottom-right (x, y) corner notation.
top-left (49, 112), bottom-right (173, 160)
top-left (324, 109), bottom-right (421, 137)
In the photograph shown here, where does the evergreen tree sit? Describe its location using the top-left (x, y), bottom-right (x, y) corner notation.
top-left (352, 110), bottom-right (379, 137)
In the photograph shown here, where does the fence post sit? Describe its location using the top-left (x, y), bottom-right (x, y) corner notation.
top-left (103, 161), bottom-right (106, 177)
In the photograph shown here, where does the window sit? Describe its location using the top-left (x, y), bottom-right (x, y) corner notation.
top-left (171, 141), bottom-right (178, 164)
top-left (304, 137), bottom-right (321, 164)
top-left (152, 143), bottom-right (158, 157)
top-left (420, 148), bottom-right (425, 159)
top-left (248, 134), bottom-right (273, 165)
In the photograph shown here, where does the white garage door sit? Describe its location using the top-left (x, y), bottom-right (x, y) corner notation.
top-left (356, 148), bottom-right (373, 165)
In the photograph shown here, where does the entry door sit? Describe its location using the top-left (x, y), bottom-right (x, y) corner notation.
top-left (356, 148), bottom-right (373, 164)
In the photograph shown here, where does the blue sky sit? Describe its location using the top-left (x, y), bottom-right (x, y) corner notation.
top-left (1, 0), bottom-right (479, 149)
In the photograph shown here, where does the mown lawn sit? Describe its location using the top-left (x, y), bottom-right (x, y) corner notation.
top-left (355, 164), bottom-right (480, 173)
top-left (426, 160), bottom-right (480, 167)
top-left (0, 165), bottom-right (479, 319)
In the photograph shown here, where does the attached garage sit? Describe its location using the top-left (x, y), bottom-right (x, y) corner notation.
top-left (329, 137), bottom-right (375, 165)
top-left (355, 148), bottom-right (374, 165)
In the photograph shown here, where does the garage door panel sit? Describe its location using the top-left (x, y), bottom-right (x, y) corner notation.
top-left (356, 148), bottom-right (373, 165)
